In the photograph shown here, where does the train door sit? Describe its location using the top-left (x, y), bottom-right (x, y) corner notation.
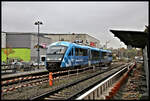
top-left (74, 47), bottom-right (79, 67)
top-left (99, 51), bottom-right (102, 66)
top-left (72, 47), bottom-right (75, 67)
top-left (107, 52), bottom-right (112, 65)
top-left (68, 47), bottom-right (75, 68)
top-left (101, 51), bottom-right (106, 66)
top-left (88, 48), bottom-right (91, 67)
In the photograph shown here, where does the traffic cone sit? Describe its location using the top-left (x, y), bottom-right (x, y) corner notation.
top-left (49, 72), bottom-right (53, 86)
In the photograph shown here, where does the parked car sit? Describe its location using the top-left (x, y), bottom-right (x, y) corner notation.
top-left (39, 62), bottom-right (45, 66)
top-left (32, 62), bottom-right (45, 66)
top-left (33, 62), bottom-right (38, 66)
top-left (11, 62), bottom-right (23, 70)
top-left (2, 61), bottom-right (6, 66)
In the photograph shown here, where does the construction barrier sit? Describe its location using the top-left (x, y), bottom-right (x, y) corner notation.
top-left (2, 80), bottom-right (47, 93)
top-left (2, 74), bottom-right (48, 85)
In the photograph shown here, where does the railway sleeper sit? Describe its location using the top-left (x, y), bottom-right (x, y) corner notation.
top-left (45, 95), bottom-right (65, 100)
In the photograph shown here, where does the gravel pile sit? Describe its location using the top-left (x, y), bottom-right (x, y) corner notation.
top-left (113, 63), bottom-right (148, 100)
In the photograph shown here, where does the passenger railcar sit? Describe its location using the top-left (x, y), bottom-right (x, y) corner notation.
top-left (46, 41), bottom-right (112, 72)
top-left (100, 49), bottom-right (112, 66)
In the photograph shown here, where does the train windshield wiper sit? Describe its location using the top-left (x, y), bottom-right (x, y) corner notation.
top-left (46, 53), bottom-right (64, 55)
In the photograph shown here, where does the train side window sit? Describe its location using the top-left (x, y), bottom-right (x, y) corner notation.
top-left (83, 49), bottom-right (88, 56)
top-left (75, 48), bottom-right (79, 56)
top-left (79, 48), bottom-right (84, 56)
top-left (91, 50), bottom-right (100, 60)
top-left (75, 48), bottom-right (88, 56)
top-left (102, 52), bottom-right (107, 59)
top-left (91, 50), bottom-right (94, 60)
top-left (108, 53), bottom-right (112, 57)
top-left (79, 48), bottom-right (81, 56)
top-left (104, 56), bottom-right (108, 59)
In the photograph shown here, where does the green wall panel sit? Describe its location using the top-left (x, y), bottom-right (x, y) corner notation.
top-left (1, 48), bottom-right (31, 62)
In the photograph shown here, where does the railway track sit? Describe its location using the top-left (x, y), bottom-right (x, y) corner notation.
top-left (2, 62), bottom-right (124, 86)
top-left (29, 63), bottom-right (130, 100)
top-left (1, 66), bottom-right (93, 93)
top-left (2, 62), bottom-right (126, 100)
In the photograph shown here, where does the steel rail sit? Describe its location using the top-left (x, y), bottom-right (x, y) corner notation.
top-left (29, 63), bottom-right (130, 100)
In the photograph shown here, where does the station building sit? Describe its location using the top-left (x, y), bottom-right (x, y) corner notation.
top-left (44, 33), bottom-right (100, 48)
top-left (1, 32), bottom-right (100, 63)
top-left (1, 32), bottom-right (52, 62)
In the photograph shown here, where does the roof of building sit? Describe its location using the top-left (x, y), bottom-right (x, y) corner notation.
top-left (44, 33), bottom-right (100, 42)
top-left (2, 32), bottom-right (51, 39)
top-left (110, 26), bottom-right (149, 48)
top-left (44, 33), bottom-right (87, 35)
top-left (2, 32), bottom-right (100, 42)
top-left (2, 31), bottom-right (45, 35)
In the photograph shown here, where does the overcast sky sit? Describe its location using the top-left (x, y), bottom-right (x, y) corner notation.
top-left (2, 2), bottom-right (148, 49)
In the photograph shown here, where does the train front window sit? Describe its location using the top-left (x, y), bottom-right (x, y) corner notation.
top-left (47, 45), bottom-right (67, 55)
top-left (46, 45), bottom-right (67, 61)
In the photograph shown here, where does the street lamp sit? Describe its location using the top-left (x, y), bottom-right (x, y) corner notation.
top-left (34, 21), bottom-right (43, 69)
top-left (105, 40), bottom-right (111, 49)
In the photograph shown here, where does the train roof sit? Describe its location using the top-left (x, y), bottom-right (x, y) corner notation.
top-left (90, 47), bottom-right (100, 51)
top-left (100, 49), bottom-right (112, 53)
top-left (48, 41), bottom-right (91, 49)
top-left (48, 41), bottom-right (111, 53)
top-left (49, 41), bottom-right (72, 47)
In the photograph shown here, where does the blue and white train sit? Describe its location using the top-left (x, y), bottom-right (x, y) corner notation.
top-left (46, 41), bottom-right (112, 72)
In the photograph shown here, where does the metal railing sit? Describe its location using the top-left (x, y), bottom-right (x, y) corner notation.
top-left (76, 63), bottom-right (134, 100)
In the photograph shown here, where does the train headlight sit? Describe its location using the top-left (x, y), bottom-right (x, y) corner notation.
top-left (47, 58), bottom-right (51, 61)
top-left (58, 58), bottom-right (62, 60)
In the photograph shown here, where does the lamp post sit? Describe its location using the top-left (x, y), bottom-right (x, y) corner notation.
top-left (6, 34), bottom-right (8, 65)
top-left (105, 40), bottom-right (110, 49)
top-left (34, 21), bottom-right (43, 69)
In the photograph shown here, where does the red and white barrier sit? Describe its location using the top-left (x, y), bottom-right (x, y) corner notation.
top-left (2, 74), bottom-right (49, 85)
